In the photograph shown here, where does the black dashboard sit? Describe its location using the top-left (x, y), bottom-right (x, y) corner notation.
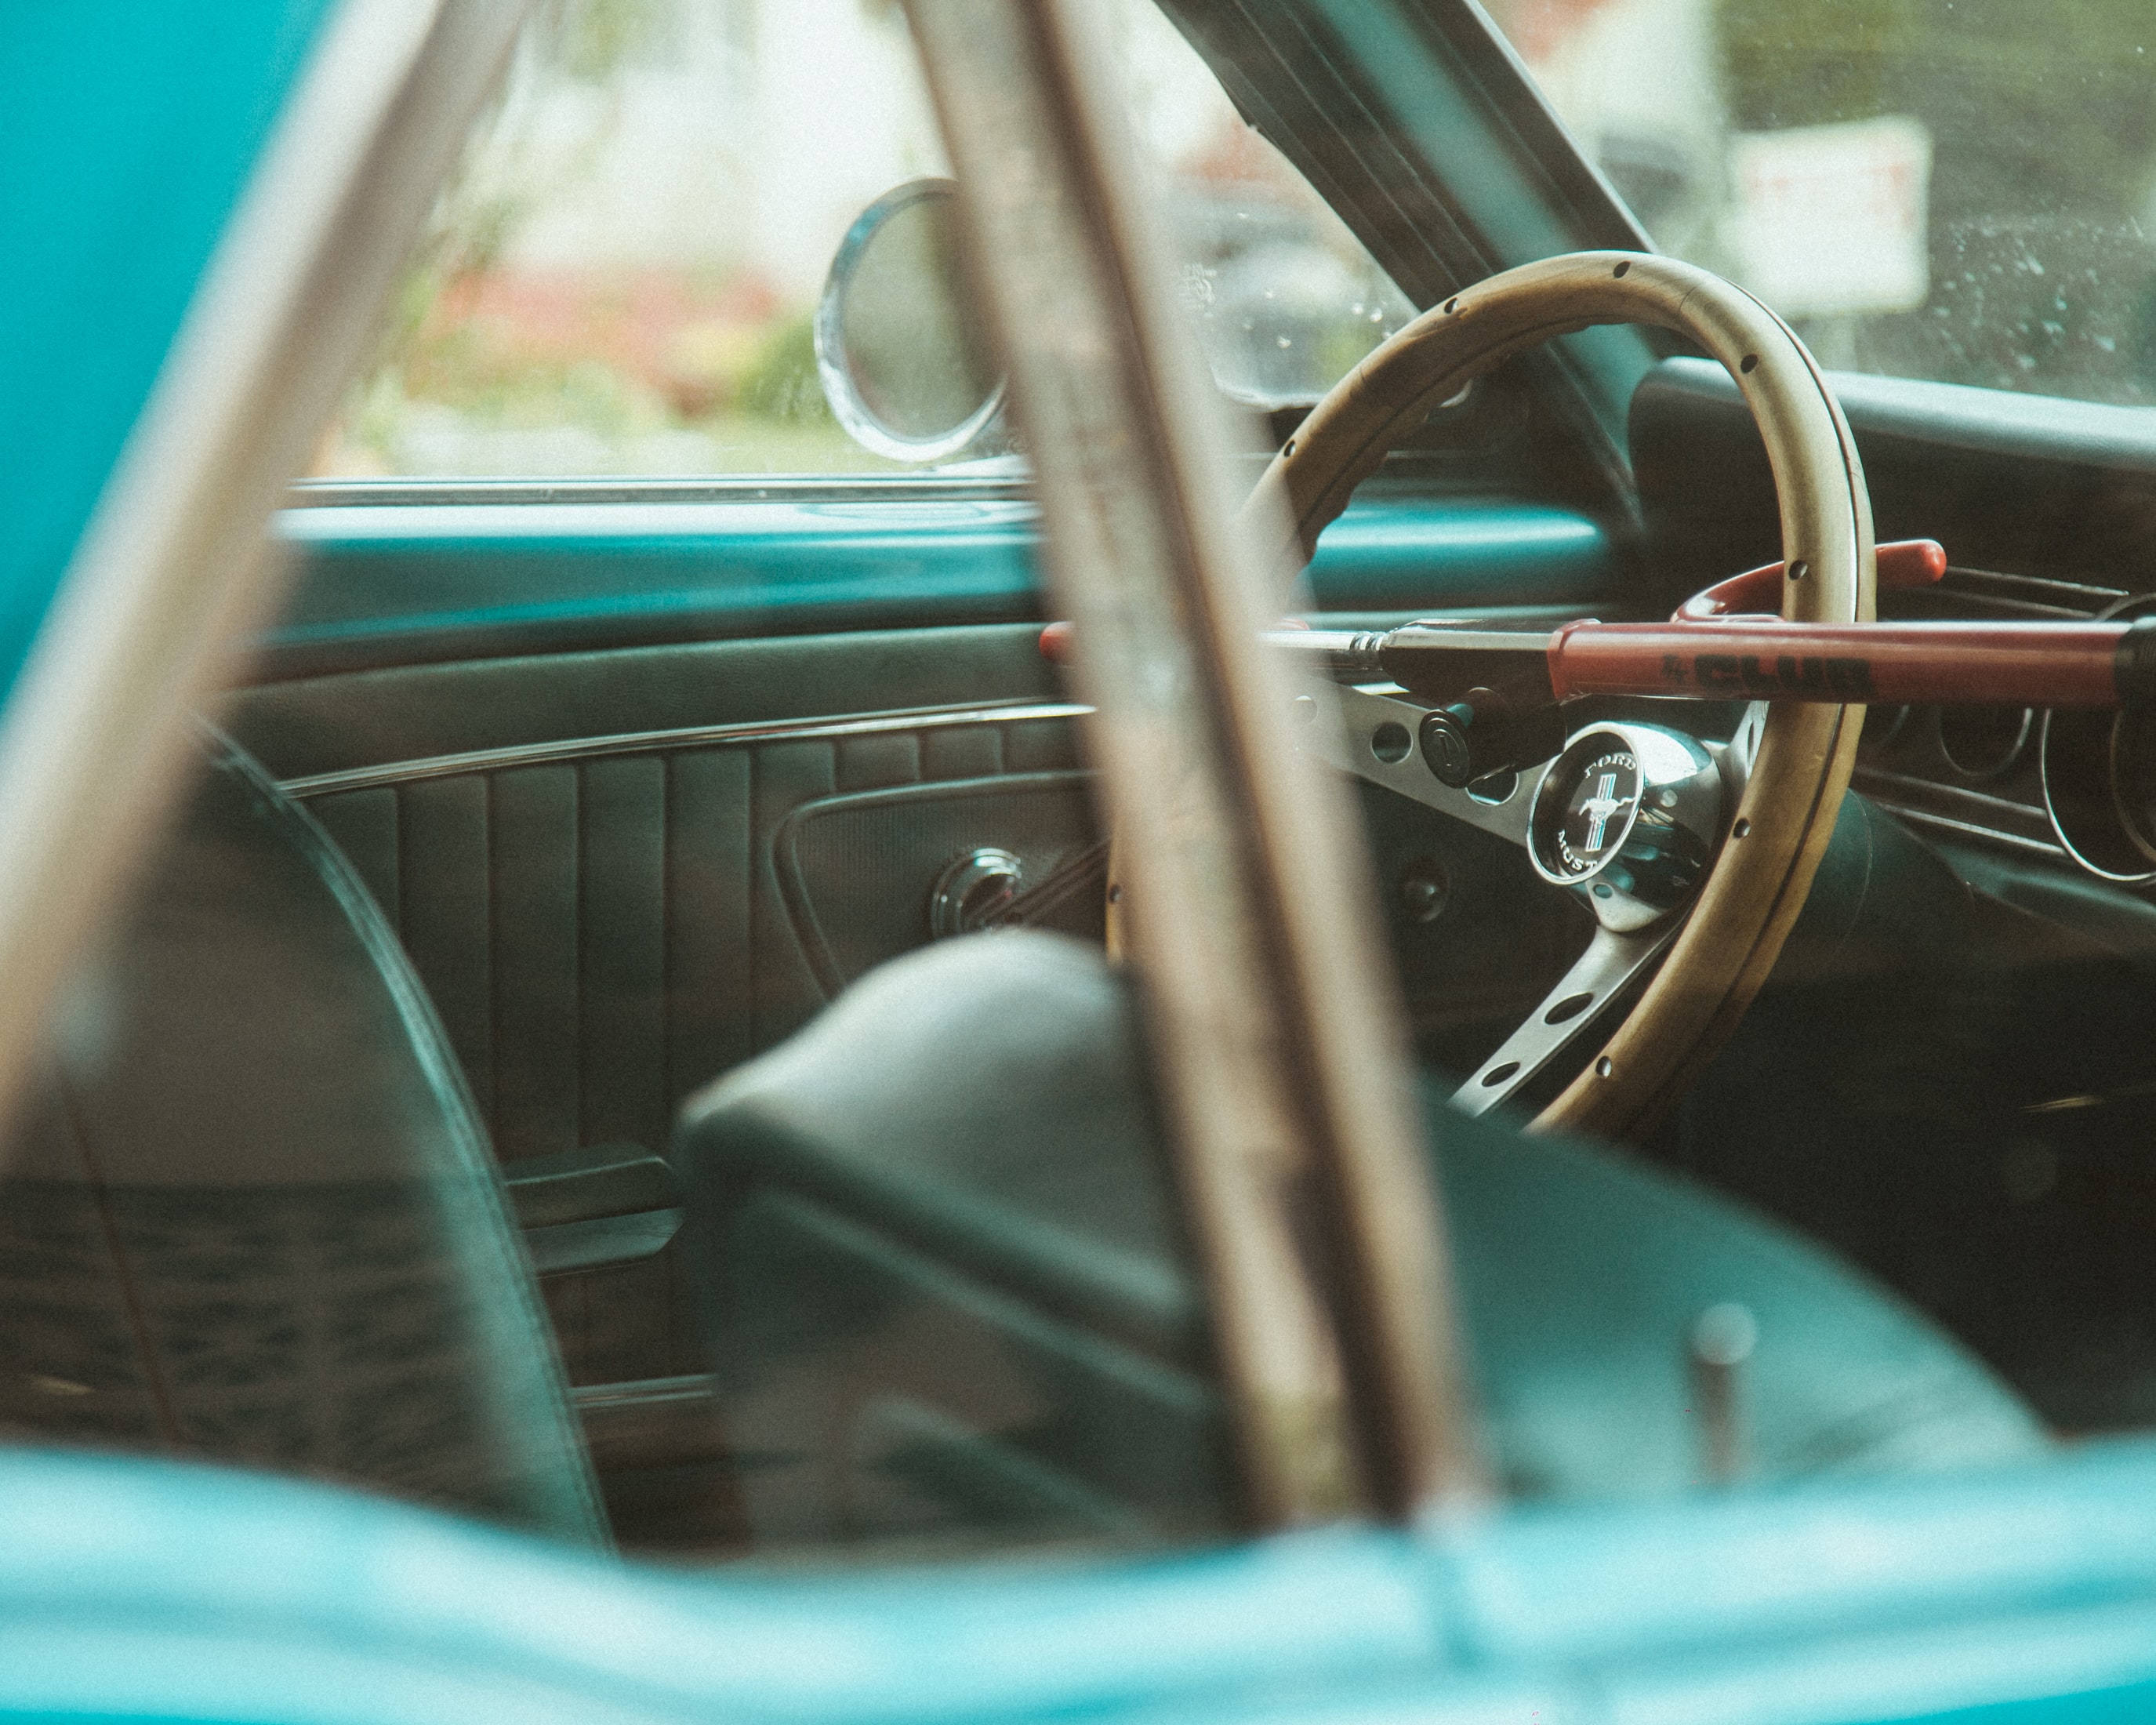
top-left (1637, 356), bottom-right (2156, 925)
top-left (1625, 357), bottom-right (2156, 1433)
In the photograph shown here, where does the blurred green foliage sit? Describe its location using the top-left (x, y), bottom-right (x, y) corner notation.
top-left (534, 0), bottom-right (669, 82)
top-left (735, 314), bottom-right (833, 423)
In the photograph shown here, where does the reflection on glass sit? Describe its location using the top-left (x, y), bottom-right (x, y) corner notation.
top-left (1107, 1), bottom-right (1416, 408)
top-left (1486, 0), bottom-right (2156, 406)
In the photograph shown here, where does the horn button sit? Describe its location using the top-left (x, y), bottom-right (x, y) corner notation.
top-left (1530, 724), bottom-right (1726, 931)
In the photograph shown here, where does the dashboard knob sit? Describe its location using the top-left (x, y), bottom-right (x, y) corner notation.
top-left (1417, 704), bottom-right (1482, 786)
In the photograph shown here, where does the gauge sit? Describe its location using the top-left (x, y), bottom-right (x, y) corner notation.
top-left (2041, 594), bottom-right (2156, 884)
top-left (1938, 704), bottom-right (2032, 778)
top-left (1857, 704), bottom-right (1911, 758)
top-left (2039, 709), bottom-right (2154, 882)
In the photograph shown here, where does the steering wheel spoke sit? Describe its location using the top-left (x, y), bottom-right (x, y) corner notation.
top-left (1308, 681), bottom-right (1540, 848)
top-left (1452, 922), bottom-right (1679, 1117)
top-left (1305, 675), bottom-right (1737, 1113)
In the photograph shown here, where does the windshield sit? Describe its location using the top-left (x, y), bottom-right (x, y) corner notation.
top-left (1485, 0), bottom-right (2156, 406)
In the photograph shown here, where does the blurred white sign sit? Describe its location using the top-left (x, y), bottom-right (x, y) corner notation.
top-left (1730, 116), bottom-right (1932, 317)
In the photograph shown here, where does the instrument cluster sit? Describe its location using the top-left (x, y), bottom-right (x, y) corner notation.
top-left (1857, 581), bottom-right (2156, 884)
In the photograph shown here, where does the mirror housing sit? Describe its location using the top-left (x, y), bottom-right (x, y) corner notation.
top-left (814, 177), bottom-right (1005, 463)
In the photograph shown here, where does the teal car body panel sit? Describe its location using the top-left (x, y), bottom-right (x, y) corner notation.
top-left (0, 1), bottom-right (333, 705)
top-left (9, 1442), bottom-right (2156, 1722)
top-left (256, 496), bottom-right (1620, 675)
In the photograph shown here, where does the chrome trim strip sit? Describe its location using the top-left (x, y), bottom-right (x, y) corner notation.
top-left (285, 474), bottom-right (1034, 510)
top-left (1855, 766), bottom-right (2053, 830)
top-left (1897, 566), bottom-right (2133, 623)
top-left (571, 1372), bottom-right (720, 1414)
top-left (1945, 565), bottom-right (2129, 606)
top-left (1869, 801), bottom-right (2070, 860)
top-left (1945, 595), bottom-right (2100, 621)
top-left (280, 699), bottom-right (1092, 797)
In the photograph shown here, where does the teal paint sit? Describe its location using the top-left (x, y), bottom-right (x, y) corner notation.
top-left (6, 1439), bottom-right (2156, 1720)
top-left (1308, 496), bottom-right (1613, 609)
top-left (258, 495), bottom-right (1618, 673)
top-left (0, 2), bottom-right (335, 706)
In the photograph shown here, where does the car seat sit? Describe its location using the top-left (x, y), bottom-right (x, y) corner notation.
top-left (675, 930), bottom-right (2044, 1547)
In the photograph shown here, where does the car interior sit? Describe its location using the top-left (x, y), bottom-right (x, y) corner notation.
top-left (10, 0), bottom-right (2156, 1582)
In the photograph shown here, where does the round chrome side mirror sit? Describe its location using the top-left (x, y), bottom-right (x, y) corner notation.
top-left (814, 178), bottom-right (1005, 463)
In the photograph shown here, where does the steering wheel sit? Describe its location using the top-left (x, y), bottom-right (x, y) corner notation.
top-left (1243, 252), bottom-right (1876, 1141)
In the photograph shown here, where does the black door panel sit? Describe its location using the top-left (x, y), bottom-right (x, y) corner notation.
top-left (227, 625), bottom-right (1090, 1389)
top-left (779, 773), bottom-right (1097, 996)
top-left (278, 701), bottom-right (1089, 1166)
top-left (289, 703), bottom-right (1088, 1386)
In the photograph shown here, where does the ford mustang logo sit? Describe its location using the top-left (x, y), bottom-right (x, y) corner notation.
top-left (1577, 771), bottom-right (1631, 853)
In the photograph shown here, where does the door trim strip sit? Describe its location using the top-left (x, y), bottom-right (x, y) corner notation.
top-left (278, 699), bottom-right (1092, 798)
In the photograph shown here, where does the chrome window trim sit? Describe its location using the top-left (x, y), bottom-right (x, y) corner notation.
top-left (283, 474), bottom-right (1036, 510)
top-left (278, 699), bottom-right (1093, 798)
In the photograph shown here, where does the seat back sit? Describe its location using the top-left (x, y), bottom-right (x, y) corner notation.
top-left (0, 738), bottom-right (604, 1545)
top-left (676, 931), bottom-right (2042, 1549)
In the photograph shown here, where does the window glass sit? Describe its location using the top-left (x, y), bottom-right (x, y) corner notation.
top-left (313, 0), bottom-right (1413, 480)
top-left (1486, 0), bottom-right (2156, 405)
top-left (318, 0), bottom-right (946, 478)
top-left (1109, 3), bottom-right (1416, 409)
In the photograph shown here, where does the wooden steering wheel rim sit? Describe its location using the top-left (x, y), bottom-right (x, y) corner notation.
top-left (1242, 252), bottom-right (1876, 1140)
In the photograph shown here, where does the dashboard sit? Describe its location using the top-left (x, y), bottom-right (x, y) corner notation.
top-left (1860, 561), bottom-right (2156, 889)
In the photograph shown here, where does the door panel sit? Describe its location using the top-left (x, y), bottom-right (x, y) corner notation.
top-left (224, 484), bottom-right (1624, 1395)
top-left (286, 714), bottom-right (1088, 1117)
top-left (779, 772), bottom-right (1098, 997)
top-left (229, 630), bottom-right (1087, 1390)
top-left (227, 474), bottom-right (1629, 1168)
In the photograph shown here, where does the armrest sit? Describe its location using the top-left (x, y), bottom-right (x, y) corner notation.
top-left (504, 1142), bottom-right (683, 1275)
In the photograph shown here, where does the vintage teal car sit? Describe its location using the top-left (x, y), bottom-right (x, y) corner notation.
top-left (10, 0), bottom-right (2156, 1718)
